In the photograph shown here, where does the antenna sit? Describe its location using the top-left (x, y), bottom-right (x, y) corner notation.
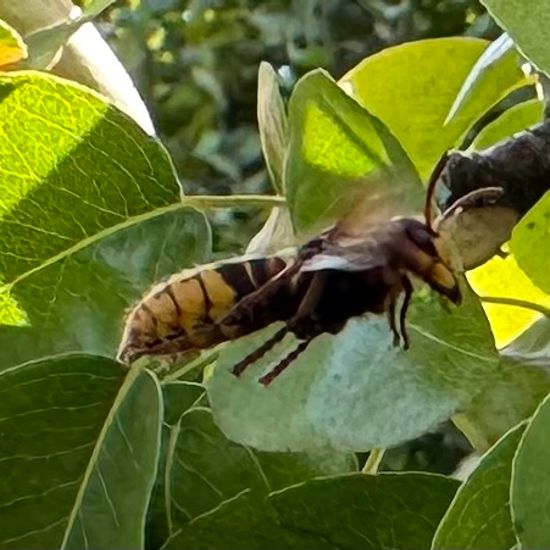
top-left (424, 152), bottom-right (449, 231)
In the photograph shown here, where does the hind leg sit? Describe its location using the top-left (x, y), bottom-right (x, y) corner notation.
top-left (231, 325), bottom-right (290, 377)
top-left (258, 339), bottom-right (312, 386)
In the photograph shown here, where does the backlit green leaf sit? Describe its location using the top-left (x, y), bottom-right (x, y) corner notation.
top-left (0, 72), bottom-right (180, 286)
top-left (285, 69), bottom-right (421, 235)
top-left (341, 37), bottom-right (531, 179)
top-left (0, 19), bottom-right (26, 67)
top-left (511, 192), bottom-right (550, 296)
top-left (470, 99), bottom-right (544, 151)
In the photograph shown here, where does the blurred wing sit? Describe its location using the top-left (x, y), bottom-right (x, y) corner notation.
top-left (325, 162), bottom-right (426, 243)
top-left (300, 225), bottom-right (393, 273)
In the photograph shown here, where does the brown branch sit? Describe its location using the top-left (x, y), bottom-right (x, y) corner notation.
top-left (440, 120), bottom-right (550, 216)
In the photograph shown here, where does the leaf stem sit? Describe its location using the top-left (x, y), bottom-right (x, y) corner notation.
top-left (182, 194), bottom-right (285, 210)
top-left (479, 296), bottom-right (550, 318)
top-left (164, 349), bottom-right (220, 382)
top-left (452, 413), bottom-right (490, 453)
top-left (361, 448), bottom-right (385, 475)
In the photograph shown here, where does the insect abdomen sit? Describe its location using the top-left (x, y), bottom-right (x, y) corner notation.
top-left (117, 256), bottom-right (291, 363)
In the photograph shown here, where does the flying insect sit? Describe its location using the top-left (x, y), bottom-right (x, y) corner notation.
top-left (117, 154), bottom-right (507, 385)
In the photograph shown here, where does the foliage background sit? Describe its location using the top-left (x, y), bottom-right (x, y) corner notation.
top-left (87, 0), bottom-right (497, 474)
top-left (97, 0), bottom-right (497, 253)
top-left (2, 1), bottom-right (550, 548)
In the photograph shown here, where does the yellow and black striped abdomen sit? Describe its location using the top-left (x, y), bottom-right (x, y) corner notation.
top-left (117, 255), bottom-right (292, 364)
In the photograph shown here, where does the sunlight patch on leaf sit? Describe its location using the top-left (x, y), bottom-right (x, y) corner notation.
top-left (468, 253), bottom-right (550, 348)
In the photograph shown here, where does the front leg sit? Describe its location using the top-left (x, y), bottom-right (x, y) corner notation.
top-left (399, 275), bottom-right (413, 350)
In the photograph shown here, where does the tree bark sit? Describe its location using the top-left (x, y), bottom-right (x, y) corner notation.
top-left (441, 121), bottom-right (550, 217)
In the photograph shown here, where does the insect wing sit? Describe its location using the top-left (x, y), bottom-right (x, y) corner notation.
top-left (325, 164), bottom-right (425, 242)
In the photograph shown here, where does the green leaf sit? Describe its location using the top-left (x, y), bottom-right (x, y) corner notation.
top-left (502, 316), bottom-right (550, 368)
top-left (0, 72), bottom-right (180, 286)
top-left (285, 68), bottom-right (421, 235)
top-left (83, 0), bottom-right (118, 19)
top-left (163, 489), bottom-right (327, 550)
top-left (470, 99), bottom-right (544, 151)
top-left (511, 191), bottom-right (550, 295)
top-left (0, 355), bottom-right (124, 549)
top-left (432, 422), bottom-right (525, 549)
top-left (0, 206), bottom-right (210, 369)
top-left (245, 205), bottom-right (295, 254)
top-left (511, 392), bottom-right (550, 547)
top-left (146, 381), bottom-right (205, 550)
top-left (165, 473), bottom-right (459, 550)
top-left (208, 284), bottom-right (498, 452)
top-left (21, 1), bottom-right (116, 70)
top-left (481, 0), bottom-right (550, 76)
top-left (455, 358), bottom-right (550, 451)
top-left (444, 33), bottom-right (518, 125)
top-left (61, 366), bottom-right (162, 550)
top-left (163, 381), bottom-right (205, 426)
top-left (166, 407), bottom-right (357, 523)
top-left (0, 73), bottom-right (180, 284)
top-left (0, 19), bottom-right (26, 67)
top-left (257, 61), bottom-right (287, 193)
top-left (340, 37), bottom-right (532, 179)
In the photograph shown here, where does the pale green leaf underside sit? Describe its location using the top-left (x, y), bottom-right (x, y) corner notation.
top-left (208, 285), bottom-right (498, 452)
top-left (285, 69), bottom-right (421, 235)
top-left (470, 99), bottom-right (543, 151)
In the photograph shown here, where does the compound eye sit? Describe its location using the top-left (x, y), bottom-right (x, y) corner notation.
top-left (405, 223), bottom-right (439, 257)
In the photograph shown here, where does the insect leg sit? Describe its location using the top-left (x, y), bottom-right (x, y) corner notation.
top-left (231, 272), bottom-right (325, 380)
top-left (436, 186), bottom-right (504, 226)
top-left (231, 325), bottom-right (289, 377)
top-left (258, 339), bottom-right (312, 386)
top-left (399, 275), bottom-right (413, 349)
top-left (387, 296), bottom-right (400, 347)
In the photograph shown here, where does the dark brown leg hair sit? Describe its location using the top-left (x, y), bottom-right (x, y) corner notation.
top-left (231, 325), bottom-right (289, 377)
top-left (258, 339), bottom-right (312, 386)
top-left (424, 152), bottom-right (450, 231)
top-left (399, 276), bottom-right (413, 350)
top-left (387, 295), bottom-right (400, 347)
